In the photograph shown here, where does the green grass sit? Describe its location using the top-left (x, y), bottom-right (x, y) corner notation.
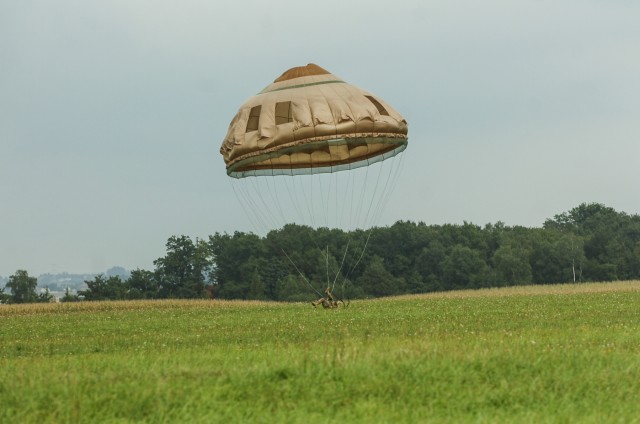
top-left (1, 282), bottom-right (640, 423)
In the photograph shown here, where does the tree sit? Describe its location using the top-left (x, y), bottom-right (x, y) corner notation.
top-left (246, 269), bottom-right (267, 300)
top-left (544, 202), bottom-right (618, 235)
top-left (256, 258), bottom-right (288, 300)
top-left (79, 275), bottom-right (127, 300)
top-left (555, 233), bottom-right (586, 282)
top-left (357, 255), bottom-right (405, 297)
top-left (404, 270), bottom-right (428, 294)
top-left (276, 274), bottom-right (311, 302)
top-left (0, 286), bottom-right (11, 304)
top-left (61, 287), bottom-right (80, 302)
top-left (630, 242), bottom-right (640, 278)
top-left (155, 236), bottom-right (212, 299)
top-left (415, 241), bottom-right (446, 291)
top-left (492, 245), bottom-right (532, 285)
top-left (209, 231), bottom-right (264, 297)
top-left (339, 278), bottom-right (366, 299)
top-left (127, 269), bottom-right (158, 299)
top-left (542, 202), bottom-right (636, 282)
top-left (6, 270), bottom-right (38, 304)
top-left (442, 245), bottom-right (491, 290)
top-left (36, 287), bottom-right (54, 303)
top-left (203, 203), bottom-right (639, 299)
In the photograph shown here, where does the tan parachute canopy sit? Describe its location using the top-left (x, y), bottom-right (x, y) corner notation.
top-left (220, 63), bottom-right (408, 178)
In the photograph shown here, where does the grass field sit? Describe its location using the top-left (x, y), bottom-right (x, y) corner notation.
top-left (1, 281), bottom-right (640, 423)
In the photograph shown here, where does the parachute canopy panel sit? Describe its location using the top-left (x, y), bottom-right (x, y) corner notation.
top-left (220, 64), bottom-right (408, 178)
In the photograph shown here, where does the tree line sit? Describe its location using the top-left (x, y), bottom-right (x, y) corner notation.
top-left (2, 203), bottom-right (639, 304)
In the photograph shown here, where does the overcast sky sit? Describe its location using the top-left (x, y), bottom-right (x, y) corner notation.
top-left (1, 0), bottom-right (639, 277)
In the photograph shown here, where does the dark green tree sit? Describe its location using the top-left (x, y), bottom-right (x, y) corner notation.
top-left (127, 269), bottom-right (158, 299)
top-left (404, 270), bottom-right (428, 294)
top-left (209, 231), bottom-right (265, 297)
top-left (544, 203), bottom-right (619, 235)
top-left (330, 277), bottom-right (365, 300)
top-left (155, 236), bottom-right (212, 298)
top-left (202, 203), bottom-right (639, 298)
top-left (217, 256), bottom-right (261, 299)
top-left (442, 245), bottom-right (491, 289)
top-left (5, 270), bottom-right (38, 304)
top-left (79, 275), bottom-right (127, 300)
top-left (357, 255), bottom-right (405, 297)
top-left (276, 274), bottom-right (311, 302)
top-left (246, 269), bottom-right (267, 300)
top-left (414, 241), bottom-right (446, 291)
top-left (493, 245), bottom-right (532, 285)
top-left (631, 242), bottom-right (640, 277)
top-left (256, 258), bottom-right (288, 300)
top-left (491, 227), bottom-right (535, 285)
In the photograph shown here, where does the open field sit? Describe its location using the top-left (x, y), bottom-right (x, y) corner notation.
top-left (1, 281), bottom-right (640, 423)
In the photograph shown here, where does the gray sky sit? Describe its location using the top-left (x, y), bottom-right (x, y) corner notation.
top-left (1, 0), bottom-right (639, 277)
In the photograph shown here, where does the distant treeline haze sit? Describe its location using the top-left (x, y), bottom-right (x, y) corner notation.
top-left (2, 203), bottom-right (639, 303)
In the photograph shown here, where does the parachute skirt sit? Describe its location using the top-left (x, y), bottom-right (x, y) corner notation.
top-left (227, 136), bottom-right (407, 178)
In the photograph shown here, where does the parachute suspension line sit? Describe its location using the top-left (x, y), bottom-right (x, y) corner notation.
top-left (366, 155), bottom-right (395, 229)
top-left (231, 178), bottom-right (274, 235)
top-left (283, 175), bottom-right (305, 227)
top-left (339, 169), bottom-right (351, 230)
top-left (281, 248), bottom-right (323, 298)
top-left (340, 153), bottom-right (405, 285)
top-left (371, 152), bottom-right (406, 226)
top-left (318, 172), bottom-right (328, 228)
top-left (308, 172), bottom-right (317, 228)
top-left (326, 245), bottom-right (330, 287)
top-left (320, 172), bottom-right (332, 228)
top-left (330, 170), bottom-right (335, 228)
top-left (282, 176), bottom-right (328, 279)
top-left (361, 157), bottom-right (387, 230)
top-left (343, 229), bottom-right (374, 284)
top-left (333, 170), bottom-right (340, 229)
top-left (244, 177), bottom-right (278, 232)
top-left (328, 170), bottom-right (335, 228)
top-left (332, 238), bottom-right (351, 291)
top-left (315, 172), bottom-right (323, 227)
top-left (255, 177), bottom-right (281, 230)
top-left (295, 172), bottom-right (315, 229)
top-left (292, 173), bottom-right (304, 226)
top-left (285, 175), bottom-right (329, 270)
top-left (229, 179), bottom-right (262, 235)
top-left (355, 164), bottom-right (371, 230)
top-left (348, 166), bottom-right (359, 231)
top-left (346, 168), bottom-right (353, 230)
top-left (325, 173), bottom-right (331, 228)
top-left (383, 154), bottom-right (405, 219)
top-left (266, 173), bottom-right (288, 228)
top-left (388, 152), bottom-right (407, 207)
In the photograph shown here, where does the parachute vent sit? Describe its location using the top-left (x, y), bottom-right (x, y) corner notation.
top-left (274, 63), bottom-right (330, 82)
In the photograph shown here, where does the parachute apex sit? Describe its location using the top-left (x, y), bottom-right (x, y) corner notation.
top-left (274, 63), bottom-right (330, 82)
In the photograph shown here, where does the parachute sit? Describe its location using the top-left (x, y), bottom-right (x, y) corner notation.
top-left (220, 63), bottom-right (408, 233)
top-left (220, 63), bottom-right (409, 300)
top-left (221, 63), bottom-right (408, 178)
